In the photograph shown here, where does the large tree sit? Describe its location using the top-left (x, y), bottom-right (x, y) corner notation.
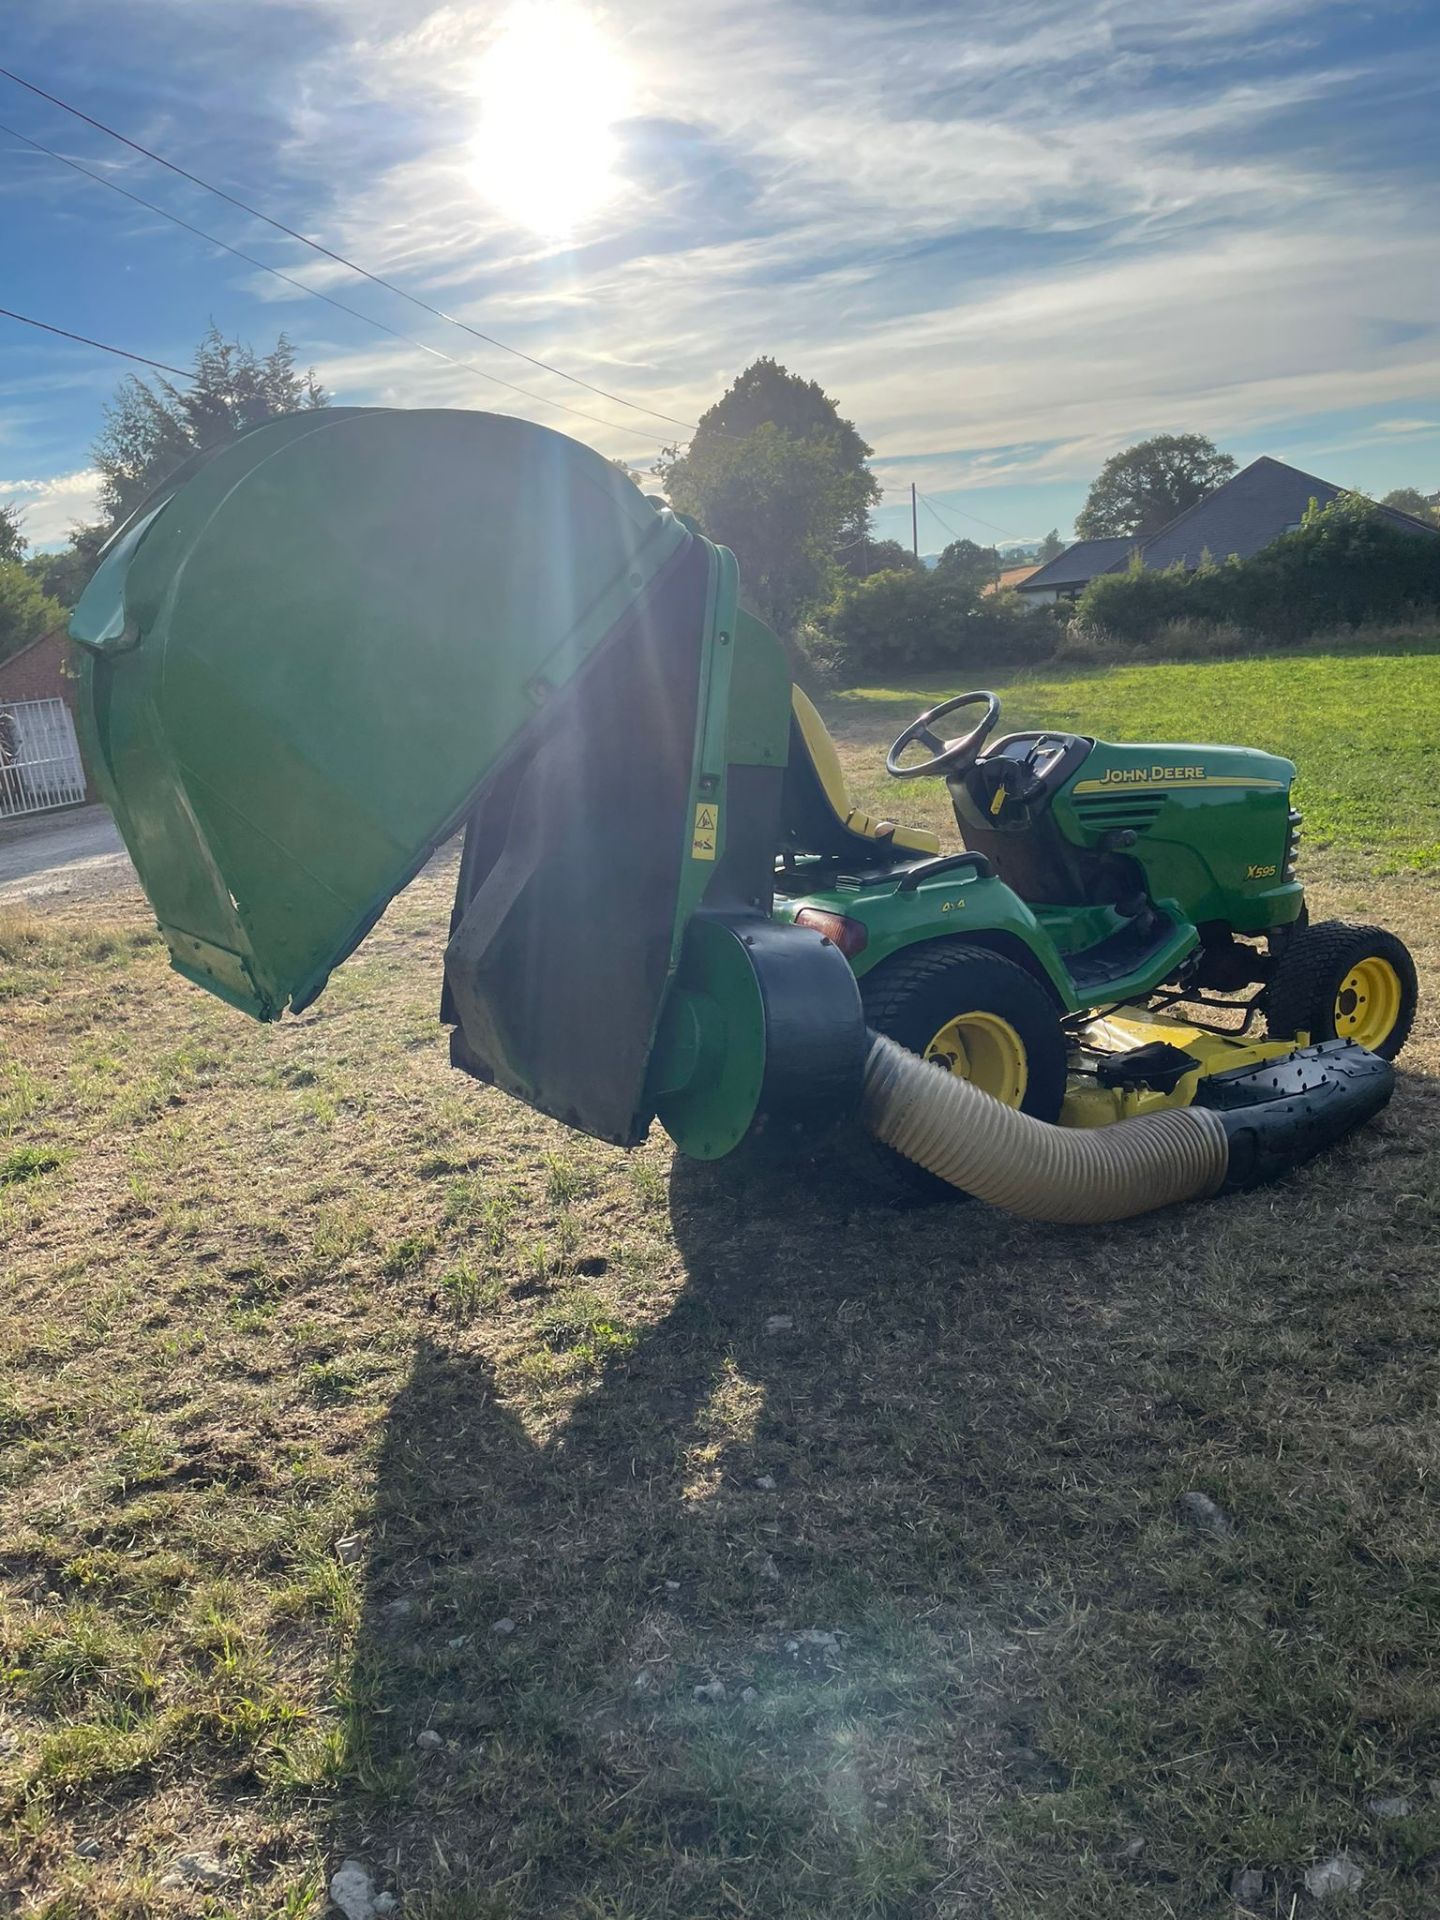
top-left (935, 537), bottom-right (1000, 593)
top-left (0, 504), bottom-right (26, 567)
top-left (1381, 486), bottom-right (1439, 525)
top-left (840, 536), bottom-right (922, 580)
top-left (1075, 434), bottom-right (1236, 540)
top-left (1035, 527), bottom-right (1065, 563)
top-left (93, 325), bottom-right (327, 528)
top-left (25, 532), bottom-right (105, 613)
top-left (0, 562), bottom-right (64, 668)
top-left (31, 327), bottom-right (328, 611)
top-left (657, 358), bottom-right (879, 628)
top-left (663, 423), bottom-right (863, 633)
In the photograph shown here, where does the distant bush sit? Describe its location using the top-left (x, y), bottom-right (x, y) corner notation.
top-left (803, 567), bottom-right (1054, 679)
top-left (1074, 494), bottom-right (1440, 647)
top-left (837, 536), bottom-right (924, 579)
top-left (1057, 613), bottom-right (1440, 669)
top-left (1071, 561), bottom-right (1191, 645)
top-left (0, 561), bottom-right (64, 668)
top-left (804, 496), bottom-right (1440, 685)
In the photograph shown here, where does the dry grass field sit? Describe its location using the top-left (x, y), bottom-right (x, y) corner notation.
top-left (4, 662), bottom-right (1440, 1918)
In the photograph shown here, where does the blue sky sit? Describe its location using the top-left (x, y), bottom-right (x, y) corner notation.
top-left (2, 0), bottom-right (1437, 551)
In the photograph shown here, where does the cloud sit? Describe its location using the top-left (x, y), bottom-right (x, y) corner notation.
top-left (234, 0), bottom-right (1428, 492)
top-left (7, 0), bottom-right (1437, 524)
top-left (0, 471), bottom-right (103, 547)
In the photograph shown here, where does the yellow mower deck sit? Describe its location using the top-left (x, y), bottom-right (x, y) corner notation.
top-left (1062, 1006), bottom-right (1307, 1129)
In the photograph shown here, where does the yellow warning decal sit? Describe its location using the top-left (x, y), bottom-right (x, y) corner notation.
top-left (691, 802), bottom-right (719, 860)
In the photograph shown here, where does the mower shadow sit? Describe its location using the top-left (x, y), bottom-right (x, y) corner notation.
top-left (326, 1119), bottom-right (1413, 1915)
top-left (325, 1136), bottom-right (1179, 1914)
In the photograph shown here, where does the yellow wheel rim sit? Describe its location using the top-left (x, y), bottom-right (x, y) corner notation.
top-left (924, 1011), bottom-right (1029, 1106)
top-left (1333, 956), bottom-right (1402, 1048)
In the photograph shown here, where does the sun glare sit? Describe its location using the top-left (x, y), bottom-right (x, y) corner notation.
top-left (470, 2), bottom-right (633, 237)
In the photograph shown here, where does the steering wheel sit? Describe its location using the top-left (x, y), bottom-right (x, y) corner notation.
top-left (886, 690), bottom-right (1002, 781)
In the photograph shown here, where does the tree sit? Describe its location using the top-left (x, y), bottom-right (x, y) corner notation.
top-left (28, 327), bottom-right (328, 615)
top-left (661, 423), bottom-right (862, 632)
top-left (935, 537), bottom-right (1000, 593)
top-left (0, 504), bottom-right (26, 566)
top-left (673, 357), bottom-right (878, 526)
top-left (1036, 528), bottom-right (1065, 563)
top-left (1075, 434), bottom-right (1236, 540)
top-left (657, 358), bottom-right (879, 627)
top-left (93, 325), bottom-right (327, 527)
top-left (0, 561), bottom-right (64, 668)
top-left (1381, 487), bottom-right (1439, 525)
top-left (840, 536), bottom-right (922, 580)
top-left (25, 530), bottom-right (105, 612)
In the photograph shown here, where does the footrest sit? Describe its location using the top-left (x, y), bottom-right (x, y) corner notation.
top-left (1063, 912), bottom-right (1186, 993)
top-left (1193, 1039), bottom-right (1394, 1192)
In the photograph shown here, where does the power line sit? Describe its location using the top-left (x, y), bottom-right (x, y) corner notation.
top-left (880, 485), bottom-right (1015, 538)
top-left (1, 73), bottom-right (1035, 512)
top-left (1, 118), bottom-right (667, 445)
top-left (0, 303), bottom-right (193, 378)
top-left (918, 488), bottom-right (1016, 542)
top-left (0, 64), bottom-right (703, 436)
top-left (918, 493), bottom-right (959, 546)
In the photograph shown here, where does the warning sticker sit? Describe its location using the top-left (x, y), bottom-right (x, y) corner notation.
top-left (691, 802), bottom-right (719, 861)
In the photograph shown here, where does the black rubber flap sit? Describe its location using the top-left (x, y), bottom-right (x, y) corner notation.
top-left (1194, 1039), bottom-right (1394, 1192)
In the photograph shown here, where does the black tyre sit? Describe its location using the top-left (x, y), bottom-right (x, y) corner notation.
top-left (1263, 919), bottom-right (1417, 1061)
top-left (857, 942), bottom-right (1068, 1201)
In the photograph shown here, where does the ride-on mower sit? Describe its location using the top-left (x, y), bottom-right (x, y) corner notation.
top-left (72, 409), bottom-right (1417, 1223)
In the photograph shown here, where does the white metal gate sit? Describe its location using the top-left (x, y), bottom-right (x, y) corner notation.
top-left (0, 697), bottom-right (88, 819)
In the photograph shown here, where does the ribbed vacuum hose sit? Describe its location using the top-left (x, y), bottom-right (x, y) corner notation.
top-left (862, 1031), bottom-right (1230, 1223)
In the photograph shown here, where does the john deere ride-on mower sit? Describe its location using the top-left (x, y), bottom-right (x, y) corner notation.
top-left (72, 408), bottom-right (1417, 1223)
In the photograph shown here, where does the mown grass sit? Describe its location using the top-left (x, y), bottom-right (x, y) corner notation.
top-left (829, 643), bottom-right (1440, 874)
top-left (2, 669), bottom-right (1440, 1917)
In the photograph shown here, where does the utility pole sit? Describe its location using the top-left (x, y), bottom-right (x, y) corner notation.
top-left (911, 482), bottom-right (919, 560)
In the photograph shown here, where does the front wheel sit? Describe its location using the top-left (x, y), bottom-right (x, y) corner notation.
top-left (1263, 920), bottom-right (1418, 1061)
top-left (858, 943), bottom-right (1068, 1200)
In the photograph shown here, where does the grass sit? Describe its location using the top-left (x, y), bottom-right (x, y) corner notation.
top-left (829, 642), bottom-right (1440, 874)
top-left (2, 655), bottom-right (1440, 1916)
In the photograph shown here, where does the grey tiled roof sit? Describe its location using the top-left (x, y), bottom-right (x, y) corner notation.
top-left (1013, 536), bottom-right (1136, 591)
top-left (1014, 456), bottom-right (1437, 595)
top-left (1139, 456), bottom-right (1439, 569)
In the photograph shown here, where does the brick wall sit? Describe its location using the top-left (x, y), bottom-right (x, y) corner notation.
top-left (0, 626), bottom-right (95, 801)
top-left (0, 626), bottom-right (75, 705)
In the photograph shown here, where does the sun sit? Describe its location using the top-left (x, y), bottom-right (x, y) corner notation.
top-left (470, 2), bottom-right (633, 238)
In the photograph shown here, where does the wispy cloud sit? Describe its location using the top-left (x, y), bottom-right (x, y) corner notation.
top-left (0, 469), bottom-right (102, 545)
top-left (2, 0), bottom-right (1436, 532)
top-left (243, 0), bottom-right (1433, 486)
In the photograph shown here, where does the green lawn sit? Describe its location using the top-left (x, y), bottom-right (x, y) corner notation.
top-left (826, 647), bottom-right (1440, 874)
top-left (3, 648), bottom-right (1440, 1918)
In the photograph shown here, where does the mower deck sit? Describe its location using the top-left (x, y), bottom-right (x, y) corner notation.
top-left (1062, 1004), bottom-right (1303, 1128)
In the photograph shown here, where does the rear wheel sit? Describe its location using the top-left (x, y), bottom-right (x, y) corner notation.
top-left (858, 943), bottom-right (1067, 1200)
top-left (1263, 920), bottom-right (1417, 1061)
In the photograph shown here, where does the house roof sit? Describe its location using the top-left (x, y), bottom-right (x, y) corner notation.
top-left (984, 563), bottom-right (1041, 595)
top-left (1014, 537), bottom-right (1136, 592)
top-left (1138, 455), bottom-right (1440, 570)
top-left (1014, 456), bottom-right (1438, 599)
